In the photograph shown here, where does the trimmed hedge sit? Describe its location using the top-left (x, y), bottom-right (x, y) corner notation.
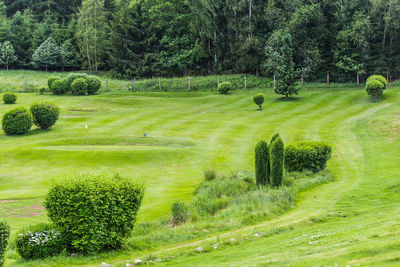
top-left (270, 136), bottom-right (284, 187)
top-left (218, 82), bottom-right (232, 94)
top-left (86, 76), bottom-right (102, 95)
top-left (16, 223), bottom-right (68, 259)
top-left (285, 141), bottom-right (331, 173)
top-left (2, 107), bottom-right (33, 135)
top-left (0, 221), bottom-right (10, 267)
top-left (67, 73), bottom-right (88, 88)
top-left (50, 79), bottom-right (68, 95)
top-left (30, 102), bottom-right (60, 129)
top-left (45, 174), bottom-right (144, 254)
top-left (255, 140), bottom-right (269, 186)
top-left (71, 78), bottom-right (88, 95)
top-left (253, 93), bottom-right (265, 110)
top-left (3, 93), bottom-right (17, 104)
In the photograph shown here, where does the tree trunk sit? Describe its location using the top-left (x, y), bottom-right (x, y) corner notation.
top-left (94, 0), bottom-right (98, 73)
top-left (6, 64), bottom-right (8, 71)
top-left (357, 74), bottom-right (359, 86)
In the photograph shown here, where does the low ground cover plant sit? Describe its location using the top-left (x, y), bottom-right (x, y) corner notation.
top-left (0, 221), bottom-right (10, 266)
top-left (1, 107), bottom-right (33, 135)
top-left (30, 102), bottom-right (60, 129)
top-left (2, 92), bottom-right (16, 104)
top-left (285, 141), bottom-right (332, 173)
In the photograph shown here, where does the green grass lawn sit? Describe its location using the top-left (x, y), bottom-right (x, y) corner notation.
top-left (0, 71), bottom-right (399, 266)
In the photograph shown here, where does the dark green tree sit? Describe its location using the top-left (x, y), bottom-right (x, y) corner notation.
top-left (255, 140), bottom-right (269, 186)
top-left (270, 135), bottom-right (284, 187)
top-left (31, 37), bottom-right (61, 71)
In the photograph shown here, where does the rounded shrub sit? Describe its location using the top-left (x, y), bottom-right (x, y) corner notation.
top-left (50, 79), bottom-right (68, 95)
top-left (71, 78), bottom-right (88, 95)
top-left (2, 107), bottom-right (33, 135)
top-left (47, 77), bottom-right (58, 90)
top-left (285, 141), bottom-right (331, 173)
top-left (16, 223), bottom-right (68, 259)
top-left (218, 82), bottom-right (232, 94)
top-left (0, 221), bottom-right (10, 266)
top-left (3, 93), bottom-right (17, 104)
top-left (253, 93), bottom-right (265, 110)
top-left (204, 169), bottom-right (216, 181)
top-left (270, 136), bottom-right (284, 187)
top-left (365, 79), bottom-right (385, 101)
top-left (366, 75), bottom-right (387, 89)
top-left (171, 201), bottom-right (189, 225)
top-left (67, 73), bottom-right (88, 88)
top-left (255, 140), bottom-right (269, 186)
top-left (30, 102), bottom-right (60, 129)
top-left (45, 174), bottom-right (144, 254)
top-left (86, 76), bottom-right (102, 95)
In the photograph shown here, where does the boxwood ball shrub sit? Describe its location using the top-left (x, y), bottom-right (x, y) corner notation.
top-left (253, 93), bottom-right (265, 110)
top-left (47, 77), bottom-right (58, 90)
top-left (0, 221), bottom-right (10, 266)
top-left (3, 93), bottom-right (17, 104)
top-left (86, 76), bottom-right (102, 95)
top-left (365, 78), bottom-right (385, 101)
top-left (45, 174), bottom-right (144, 254)
top-left (67, 73), bottom-right (88, 87)
top-left (366, 75), bottom-right (387, 89)
top-left (71, 78), bottom-right (88, 95)
top-left (50, 79), bottom-right (68, 95)
top-left (270, 136), bottom-right (285, 187)
top-left (30, 103), bottom-right (60, 129)
top-left (218, 82), bottom-right (232, 94)
top-left (2, 107), bottom-right (33, 135)
top-left (285, 141), bottom-right (331, 173)
top-left (16, 223), bottom-right (68, 259)
top-left (255, 140), bottom-right (269, 186)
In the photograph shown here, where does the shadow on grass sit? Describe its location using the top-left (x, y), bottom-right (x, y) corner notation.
top-left (274, 96), bottom-right (302, 102)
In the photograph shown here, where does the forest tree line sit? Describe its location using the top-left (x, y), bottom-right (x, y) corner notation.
top-left (1, 0), bottom-right (400, 82)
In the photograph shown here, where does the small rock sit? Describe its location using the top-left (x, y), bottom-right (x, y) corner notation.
top-left (70, 253), bottom-right (77, 257)
top-left (254, 233), bottom-right (260, 237)
top-left (230, 238), bottom-right (236, 242)
top-left (101, 263), bottom-right (111, 267)
top-left (126, 264), bottom-right (133, 267)
top-left (259, 232), bottom-right (266, 235)
top-left (134, 259), bottom-right (144, 265)
top-left (213, 244), bottom-right (218, 249)
top-left (195, 247), bottom-right (204, 252)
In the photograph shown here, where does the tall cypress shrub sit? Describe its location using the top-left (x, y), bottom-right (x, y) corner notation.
top-left (270, 133), bottom-right (280, 146)
top-left (270, 136), bottom-right (285, 187)
top-left (255, 140), bottom-right (269, 185)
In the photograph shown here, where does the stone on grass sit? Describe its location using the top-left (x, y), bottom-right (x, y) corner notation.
top-left (195, 247), bottom-right (204, 252)
top-left (134, 259), bottom-right (144, 265)
top-left (101, 263), bottom-right (111, 267)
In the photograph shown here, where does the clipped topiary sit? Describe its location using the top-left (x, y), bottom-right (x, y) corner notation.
top-left (47, 77), bottom-right (58, 90)
top-left (0, 221), bottom-right (10, 266)
top-left (218, 82), bottom-right (232, 94)
top-left (255, 140), bottom-right (269, 186)
top-left (3, 93), bottom-right (17, 104)
top-left (16, 223), bottom-right (69, 259)
top-left (2, 107), bottom-right (33, 135)
top-left (366, 75), bottom-right (387, 89)
top-left (71, 78), bottom-right (88, 95)
top-left (45, 174), bottom-right (144, 254)
top-left (67, 73), bottom-right (88, 88)
top-left (30, 102), bottom-right (60, 129)
top-left (365, 78), bottom-right (385, 102)
top-left (50, 79), bottom-right (68, 95)
top-left (270, 136), bottom-right (284, 187)
top-left (285, 141), bottom-right (331, 173)
top-left (86, 76), bottom-right (102, 95)
top-left (253, 93), bottom-right (265, 110)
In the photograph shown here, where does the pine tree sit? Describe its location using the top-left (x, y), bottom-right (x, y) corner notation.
top-left (31, 37), bottom-right (61, 71)
top-left (0, 41), bottom-right (17, 70)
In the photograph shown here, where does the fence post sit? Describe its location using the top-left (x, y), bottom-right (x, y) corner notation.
top-left (158, 78), bottom-right (162, 91)
top-left (244, 75), bottom-right (247, 89)
top-left (24, 78), bottom-right (27, 92)
top-left (134, 78), bottom-right (136, 91)
top-left (357, 74), bottom-right (359, 86)
top-left (106, 78), bottom-right (109, 91)
top-left (188, 77), bottom-right (191, 91)
top-left (327, 73), bottom-right (330, 86)
top-left (273, 75), bottom-right (276, 88)
top-left (217, 77), bottom-right (220, 88)
top-left (387, 71), bottom-right (390, 84)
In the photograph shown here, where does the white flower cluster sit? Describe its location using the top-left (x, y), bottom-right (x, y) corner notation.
top-left (19, 230), bottom-right (61, 246)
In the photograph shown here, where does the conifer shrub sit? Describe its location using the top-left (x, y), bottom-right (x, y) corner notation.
top-left (255, 140), bottom-right (269, 186)
top-left (16, 223), bottom-right (69, 259)
top-left (71, 78), bottom-right (88, 95)
top-left (270, 133), bottom-right (280, 145)
top-left (285, 141), bottom-right (331, 173)
top-left (2, 107), bottom-right (33, 135)
top-left (45, 174), bottom-right (144, 254)
top-left (50, 79), bottom-right (68, 95)
top-left (0, 221), bottom-right (10, 267)
top-left (270, 136), bottom-right (285, 187)
top-left (3, 93), bottom-right (16, 104)
top-left (30, 102), bottom-right (60, 129)
top-left (218, 82), bottom-right (232, 94)
top-left (253, 93), bottom-right (265, 110)
top-left (86, 76), bottom-right (102, 95)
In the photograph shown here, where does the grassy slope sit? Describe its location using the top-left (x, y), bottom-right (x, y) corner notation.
top-left (0, 71), bottom-right (399, 265)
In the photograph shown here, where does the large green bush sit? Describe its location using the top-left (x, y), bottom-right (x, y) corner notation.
top-left (255, 140), bottom-right (269, 186)
top-left (45, 174), bottom-right (144, 254)
top-left (217, 82), bottom-right (232, 94)
top-left (50, 79), bottom-right (68, 95)
top-left (86, 76), bottom-right (102, 95)
top-left (2, 107), bottom-right (33, 135)
top-left (0, 221), bottom-right (10, 267)
top-left (30, 102), bottom-right (60, 129)
top-left (270, 136), bottom-right (285, 187)
top-left (3, 93), bottom-right (16, 104)
top-left (47, 77), bottom-right (58, 90)
top-left (71, 78), bottom-right (88, 95)
top-left (253, 93), bottom-right (265, 110)
top-left (66, 73), bottom-right (88, 88)
top-left (285, 141), bottom-right (331, 173)
top-left (366, 75), bottom-right (387, 89)
top-left (16, 223), bottom-right (68, 259)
